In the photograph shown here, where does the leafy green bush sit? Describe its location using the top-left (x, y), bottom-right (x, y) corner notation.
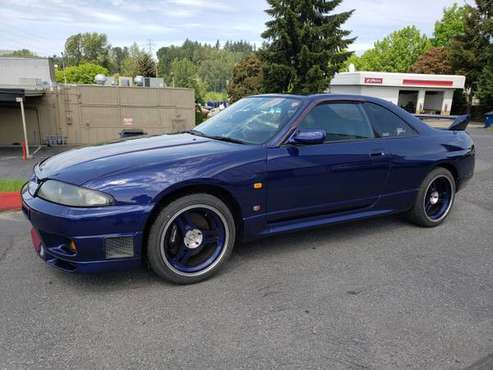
top-left (55, 63), bottom-right (109, 84)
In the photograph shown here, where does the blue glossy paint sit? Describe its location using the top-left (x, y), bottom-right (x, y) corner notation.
top-left (21, 94), bottom-right (475, 274)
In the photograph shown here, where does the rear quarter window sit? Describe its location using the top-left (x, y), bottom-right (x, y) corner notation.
top-left (364, 103), bottom-right (417, 138)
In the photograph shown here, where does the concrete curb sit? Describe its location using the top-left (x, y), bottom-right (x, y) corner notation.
top-left (0, 192), bottom-right (21, 212)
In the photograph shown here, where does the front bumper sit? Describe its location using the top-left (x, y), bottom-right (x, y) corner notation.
top-left (22, 189), bottom-right (151, 273)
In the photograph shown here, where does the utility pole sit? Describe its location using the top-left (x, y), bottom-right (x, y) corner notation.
top-left (147, 39), bottom-right (153, 54)
top-left (146, 39), bottom-right (159, 77)
top-left (61, 52), bottom-right (67, 84)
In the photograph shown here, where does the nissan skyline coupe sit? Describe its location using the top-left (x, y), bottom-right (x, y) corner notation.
top-left (21, 94), bottom-right (475, 284)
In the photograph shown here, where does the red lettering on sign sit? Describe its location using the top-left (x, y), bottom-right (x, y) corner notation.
top-left (364, 77), bottom-right (383, 84)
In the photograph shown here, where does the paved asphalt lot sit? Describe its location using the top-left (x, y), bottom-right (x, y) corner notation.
top-left (1, 128), bottom-right (493, 369)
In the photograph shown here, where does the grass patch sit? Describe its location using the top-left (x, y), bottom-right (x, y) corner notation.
top-left (0, 179), bottom-right (25, 192)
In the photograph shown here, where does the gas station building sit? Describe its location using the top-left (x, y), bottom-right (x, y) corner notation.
top-left (330, 71), bottom-right (466, 115)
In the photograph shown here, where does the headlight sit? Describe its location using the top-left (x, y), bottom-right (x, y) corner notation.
top-left (37, 180), bottom-right (114, 207)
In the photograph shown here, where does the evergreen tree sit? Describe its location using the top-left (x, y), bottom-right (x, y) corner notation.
top-left (475, 0), bottom-right (493, 108)
top-left (260, 0), bottom-right (354, 94)
top-left (136, 53), bottom-right (157, 77)
top-left (3, 49), bottom-right (37, 58)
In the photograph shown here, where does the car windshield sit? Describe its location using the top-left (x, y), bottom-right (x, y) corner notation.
top-left (193, 97), bottom-right (303, 145)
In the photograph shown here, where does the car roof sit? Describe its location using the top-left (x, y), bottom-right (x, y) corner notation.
top-left (250, 93), bottom-right (391, 105)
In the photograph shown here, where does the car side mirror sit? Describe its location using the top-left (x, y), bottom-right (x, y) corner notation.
top-left (289, 129), bottom-right (326, 145)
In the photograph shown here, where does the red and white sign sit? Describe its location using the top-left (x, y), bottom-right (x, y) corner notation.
top-left (402, 79), bottom-right (454, 87)
top-left (364, 77), bottom-right (383, 84)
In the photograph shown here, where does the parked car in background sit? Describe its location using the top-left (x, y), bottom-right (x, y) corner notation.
top-left (22, 94), bottom-right (475, 284)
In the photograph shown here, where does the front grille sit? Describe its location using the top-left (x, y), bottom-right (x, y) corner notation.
top-left (105, 237), bottom-right (135, 259)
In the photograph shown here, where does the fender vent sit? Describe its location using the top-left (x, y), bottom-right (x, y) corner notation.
top-left (105, 237), bottom-right (134, 259)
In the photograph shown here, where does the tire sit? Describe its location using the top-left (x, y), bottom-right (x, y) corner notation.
top-left (406, 167), bottom-right (456, 227)
top-left (147, 193), bottom-right (236, 284)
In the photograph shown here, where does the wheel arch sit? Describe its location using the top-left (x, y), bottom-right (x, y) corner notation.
top-left (433, 161), bottom-right (459, 188)
top-left (141, 182), bottom-right (243, 260)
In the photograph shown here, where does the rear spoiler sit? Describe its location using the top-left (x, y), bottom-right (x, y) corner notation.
top-left (415, 114), bottom-right (471, 131)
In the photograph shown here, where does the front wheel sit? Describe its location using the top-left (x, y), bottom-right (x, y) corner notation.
top-left (147, 194), bottom-right (236, 284)
top-left (406, 167), bottom-right (456, 227)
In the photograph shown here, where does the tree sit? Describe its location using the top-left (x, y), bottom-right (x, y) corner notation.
top-left (156, 40), bottom-right (253, 91)
top-left (171, 58), bottom-right (207, 102)
top-left (109, 46), bottom-right (129, 74)
top-left (353, 26), bottom-right (432, 72)
top-left (157, 45), bottom-right (185, 80)
top-left (478, 68), bottom-right (493, 107)
top-left (198, 51), bottom-right (241, 93)
top-left (260, 0), bottom-right (354, 93)
top-left (136, 53), bottom-right (156, 77)
top-left (224, 41), bottom-right (255, 54)
top-left (121, 43), bottom-right (145, 77)
top-left (203, 91), bottom-right (228, 102)
top-left (475, 0), bottom-right (493, 108)
top-left (3, 49), bottom-right (37, 57)
top-left (64, 33), bottom-right (111, 68)
top-left (410, 47), bottom-right (453, 74)
top-left (55, 63), bottom-right (109, 84)
top-left (228, 53), bottom-right (264, 102)
top-left (433, 4), bottom-right (466, 47)
top-left (449, 0), bottom-right (492, 110)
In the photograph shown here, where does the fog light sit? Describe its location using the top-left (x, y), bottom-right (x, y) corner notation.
top-left (69, 240), bottom-right (78, 254)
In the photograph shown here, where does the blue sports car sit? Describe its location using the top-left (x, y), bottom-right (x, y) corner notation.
top-left (22, 94), bottom-right (475, 284)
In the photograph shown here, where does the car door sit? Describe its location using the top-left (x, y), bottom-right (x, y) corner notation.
top-left (265, 101), bottom-right (390, 222)
top-left (362, 102), bottom-right (421, 198)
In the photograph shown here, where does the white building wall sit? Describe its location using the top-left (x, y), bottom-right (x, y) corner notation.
top-left (0, 57), bottom-right (54, 88)
top-left (442, 90), bottom-right (454, 115)
top-left (328, 85), bottom-right (363, 95)
top-left (360, 86), bottom-right (399, 105)
top-left (417, 90), bottom-right (426, 113)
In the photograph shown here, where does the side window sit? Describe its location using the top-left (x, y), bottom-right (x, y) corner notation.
top-left (298, 103), bottom-right (374, 142)
top-left (364, 103), bottom-right (417, 138)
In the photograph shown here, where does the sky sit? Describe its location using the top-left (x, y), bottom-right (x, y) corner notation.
top-left (0, 0), bottom-right (465, 57)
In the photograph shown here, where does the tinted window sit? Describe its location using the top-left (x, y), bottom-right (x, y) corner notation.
top-left (364, 103), bottom-right (416, 138)
top-left (298, 103), bottom-right (374, 142)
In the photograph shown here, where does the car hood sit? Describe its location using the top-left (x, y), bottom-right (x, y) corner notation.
top-left (35, 133), bottom-right (241, 185)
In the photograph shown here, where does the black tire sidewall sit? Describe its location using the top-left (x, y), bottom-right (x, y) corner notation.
top-left (147, 193), bottom-right (236, 284)
top-left (409, 168), bottom-right (456, 227)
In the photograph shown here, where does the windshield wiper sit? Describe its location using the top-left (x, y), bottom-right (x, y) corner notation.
top-left (183, 130), bottom-right (247, 144)
top-left (185, 129), bottom-right (207, 137)
top-left (185, 129), bottom-right (246, 144)
top-left (207, 135), bottom-right (247, 145)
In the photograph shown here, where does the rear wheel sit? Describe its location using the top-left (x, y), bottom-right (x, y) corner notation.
top-left (147, 194), bottom-right (236, 284)
top-left (406, 167), bottom-right (456, 227)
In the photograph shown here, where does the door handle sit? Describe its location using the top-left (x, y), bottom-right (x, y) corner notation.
top-left (370, 151), bottom-right (385, 158)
